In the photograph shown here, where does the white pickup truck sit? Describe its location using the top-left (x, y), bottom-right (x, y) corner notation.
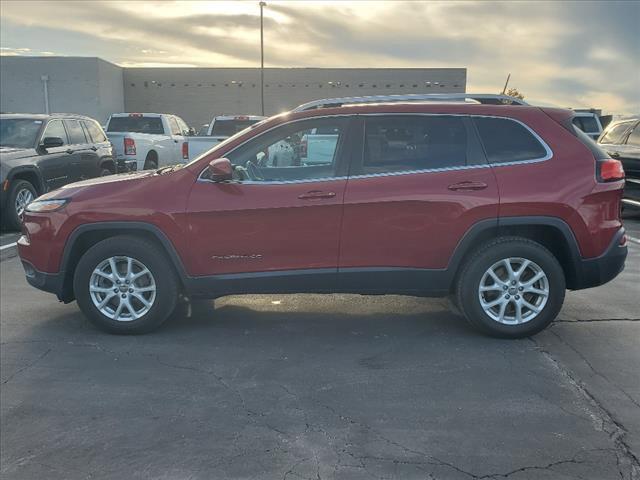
top-left (188, 115), bottom-right (266, 161)
top-left (105, 113), bottom-right (192, 171)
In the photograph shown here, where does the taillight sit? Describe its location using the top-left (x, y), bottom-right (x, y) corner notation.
top-left (182, 142), bottom-right (189, 160)
top-left (124, 137), bottom-right (136, 156)
top-left (598, 158), bottom-right (625, 182)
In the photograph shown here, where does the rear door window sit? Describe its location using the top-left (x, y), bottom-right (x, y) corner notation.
top-left (83, 120), bottom-right (107, 143)
top-left (625, 124), bottom-right (640, 147)
top-left (64, 120), bottom-right (87, 145)
top-left (107, 116), bottom-right (164, 134)
top-left (474, 117), bottom-right (548, 164)
top-left (361, 115), bottom-right (471, 175)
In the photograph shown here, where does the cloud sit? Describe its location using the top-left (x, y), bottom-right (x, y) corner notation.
top-left (0, 0), bottom-right (638, 113)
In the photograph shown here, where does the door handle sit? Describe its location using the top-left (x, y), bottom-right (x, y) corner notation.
top-left (65, 149), bottom-right (74, 154)
top-left (90, 146), bottom-right (98, 151)
top-left (298, 190), bottom-right (337, 200)
top-left (447, 181), bottom-right (488, 191)
top-left (610, 152), bottom-right (620, 158)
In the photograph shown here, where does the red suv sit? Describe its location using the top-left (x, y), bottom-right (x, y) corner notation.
top-left (17, 95), bottom-right (627, 338)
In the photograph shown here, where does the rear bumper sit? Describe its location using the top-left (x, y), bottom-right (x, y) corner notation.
top-left (570, 228), bottom-right (627, 290)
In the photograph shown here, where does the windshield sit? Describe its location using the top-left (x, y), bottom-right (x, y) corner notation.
top-left (0, 118), bottom-right (43, 148)
top-left (107, 116), bottom-right (164, 134)
top-left (211, 119), bottom-right (262, 137)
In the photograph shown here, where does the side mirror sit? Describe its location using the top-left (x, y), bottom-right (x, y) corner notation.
top-left (41, 136), bottom-right (64, 149)
top-left (188, 127), bottom-right (196, 136)
top-left (208, 158), bottom-right (233, 182)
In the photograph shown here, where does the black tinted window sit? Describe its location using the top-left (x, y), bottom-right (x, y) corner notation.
top-left (83, 120), bottom-right (107, 143)
top-left (108, 116), bottom-right (164, 134)
top-left (572, 116), bottom-right (600, 134)
top-left (211, 119), bottom-right (261, 137)
top-left (42, 120), bottom-right (68, 145)
top-left (474, 117), bottom-right (547, 163)
top-left (362, 116), bottom-right (468, 174)
top-left (64, 120), bottom-right (87, 144)
top-left (626, 125), bottom-right (640, 147)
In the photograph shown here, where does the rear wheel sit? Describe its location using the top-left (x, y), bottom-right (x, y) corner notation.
top-left (3, 179), bottom-right (36, 231)
top-left (456, 237), bottom-right (565, 338)
top-left (73, 236), bottom-right (179, 334)
top-left (143, 152), bottom-right (158, 170)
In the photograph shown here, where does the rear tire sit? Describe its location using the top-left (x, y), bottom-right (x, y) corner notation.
top-left (73, 236), bottom-right (179, 334)
top-left (143, 152), bottom-right (158, 170)
top-left (455, 237), bottom-right (565, 338)
top-left (2, 179), bottom-right (37, 231)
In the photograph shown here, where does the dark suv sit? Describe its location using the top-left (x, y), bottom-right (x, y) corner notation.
top-left (0, 113), bottom-right (114, 230)
top-left (597, 118), bottom-right (640, 211)
top-left (17, 95), bottom-right (628, 338)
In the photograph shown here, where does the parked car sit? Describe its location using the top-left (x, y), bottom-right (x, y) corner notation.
top-left (571, 111), bottom-right (603, 140)
top-left (105, 113), bottom-right (191, 171)
top-left (188, 115), bottom-right (266, 160)
top-left (0, 113), bottom-right (114, 230)
top-left (18, 94), bottom-right (627, 338)
top-left (597, 118), bottom-right (640, 210)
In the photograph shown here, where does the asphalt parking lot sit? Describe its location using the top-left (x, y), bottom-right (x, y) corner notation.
top-left (1, 219), bottom-right (639, 480)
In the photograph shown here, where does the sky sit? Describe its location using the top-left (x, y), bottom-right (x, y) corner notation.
top-left (1, 0), bottom-right (639, 113)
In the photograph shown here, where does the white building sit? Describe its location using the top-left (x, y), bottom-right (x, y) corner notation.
top-left (1, 56), bottom-right (467, 125)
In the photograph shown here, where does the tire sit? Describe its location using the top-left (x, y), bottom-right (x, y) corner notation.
top-left (143, 153), bottom-right (158, 170)
top-left (455, 236), bottom-right (565, 338)
top-left (2, 179), bottom-right (37, 231)
top-left (73, 235), bottom-right (179, 334)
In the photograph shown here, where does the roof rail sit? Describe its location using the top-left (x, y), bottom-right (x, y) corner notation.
top-left (292, 93), bottom-right (528, 112)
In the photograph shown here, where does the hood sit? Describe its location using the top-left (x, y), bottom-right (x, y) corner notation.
top-left (62, 169), bottom-right (157, 189)
top-left (0, 146), bottom-right (37, 163)
top-left (39, 169), bottom-right (159, 201)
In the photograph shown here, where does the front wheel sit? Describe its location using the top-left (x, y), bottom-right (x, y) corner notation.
top-left (73, 236), bottom-right (179, 334)
top-left (3, 179), bottom-right (36, 231)
top-left (455, 237), bottom-right (565, 338)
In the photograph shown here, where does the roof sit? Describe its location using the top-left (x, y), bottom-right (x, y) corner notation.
top-left (0, 112), bottom-right (97, 120)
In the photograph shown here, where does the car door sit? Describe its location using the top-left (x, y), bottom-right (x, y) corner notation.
top-left (80, 119), bottom-right (113, 177)
top-left (36, 119), bottom-right (73, 190)
top-left (63, 119), bottom-right (97, 182)
top-left (185, 116), bottom-right (354, 291)
top-left (338, 114), bottom-right (499, 292)
top-left (167, 116), bottom-right (185, 164)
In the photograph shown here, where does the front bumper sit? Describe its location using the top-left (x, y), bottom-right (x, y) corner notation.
top-left (21, 259), bottom-right (66, 300)
top-left (570, 228), bottom-right (627, 290)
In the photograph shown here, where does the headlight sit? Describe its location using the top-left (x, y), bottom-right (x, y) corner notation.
top-left (25, 199), bottom-right (70, 213)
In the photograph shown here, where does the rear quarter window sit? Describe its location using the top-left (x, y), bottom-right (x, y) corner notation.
top-left (474, 117), bottom-right (548, 164)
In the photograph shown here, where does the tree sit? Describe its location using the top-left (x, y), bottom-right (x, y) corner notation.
top-left (505, 87), bottom-right (525, 100)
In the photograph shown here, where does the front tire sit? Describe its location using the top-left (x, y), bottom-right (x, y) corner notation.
top-left (73, 236), bottom-right (179, 334)
top-left (3, 179), bottom-right (36, 231)
top-left (456, 237), bottom-right (565, 338)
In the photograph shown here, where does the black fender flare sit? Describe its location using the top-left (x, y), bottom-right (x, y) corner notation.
top-left (7, 165), bottom-right (46, 194)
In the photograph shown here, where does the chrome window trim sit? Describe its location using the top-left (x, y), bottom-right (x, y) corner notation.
top-left (197, 113), bottom-right (553, 185)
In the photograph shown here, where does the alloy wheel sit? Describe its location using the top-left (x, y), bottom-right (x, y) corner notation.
top-left (478, 257), bottom-right (549, 325)
top-left (15, 188), bottom-right (34, 217)
top-left (89, 256), bottom-right (156, 321)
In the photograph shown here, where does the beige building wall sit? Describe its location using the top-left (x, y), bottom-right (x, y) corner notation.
top-left (123, 68), bottom-right (466, 126)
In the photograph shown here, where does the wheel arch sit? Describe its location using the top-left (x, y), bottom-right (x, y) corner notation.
top-left (448, 216), bottom-right (582, 291)
top-left (98, 156), bottom-right (115, 174)
top-left (7, 166), bottom-right (46, 195)
top-left (58, 222), bottom-right (188, 303)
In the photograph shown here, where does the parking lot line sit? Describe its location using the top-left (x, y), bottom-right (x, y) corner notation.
top-left (627, 235), bottom-right (640, 246)
top-left (0, 242), bottom-right (17, 251)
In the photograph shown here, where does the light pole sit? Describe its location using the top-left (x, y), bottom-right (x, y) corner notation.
top-left (260, 1), bottom-right (266, 116)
